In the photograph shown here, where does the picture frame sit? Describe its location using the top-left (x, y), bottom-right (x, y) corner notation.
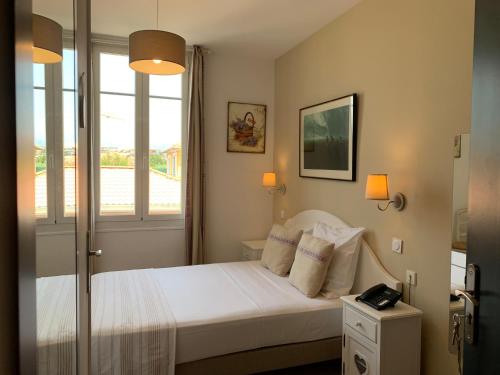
top-left (227, 101), bottom-right (267, 153)
top-left (299, 94), bottom-right (357, 181)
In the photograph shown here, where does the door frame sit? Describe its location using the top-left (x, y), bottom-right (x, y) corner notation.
top-left (75, 0), bottom-right (91, 372)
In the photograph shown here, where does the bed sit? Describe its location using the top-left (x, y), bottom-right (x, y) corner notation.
top-left (37, 210), bottom-right (402, 375)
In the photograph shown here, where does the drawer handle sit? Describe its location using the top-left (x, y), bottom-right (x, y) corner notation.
top-left (355, 321), bottom-right (363, 328)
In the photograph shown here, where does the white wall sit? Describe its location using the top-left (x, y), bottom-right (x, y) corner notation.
top-left (452, 134), bottom-right (470, 221)
top-left (36, 223), bottom-right (186, 276)
top-left (204, 52), bottom-right (275, 263)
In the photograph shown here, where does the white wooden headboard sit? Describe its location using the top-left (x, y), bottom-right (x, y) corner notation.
top-left (284, 210), bottom-right (402, 293)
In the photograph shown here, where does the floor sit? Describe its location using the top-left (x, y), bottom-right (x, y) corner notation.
top-left (260, 360), bottom-right (341, 375)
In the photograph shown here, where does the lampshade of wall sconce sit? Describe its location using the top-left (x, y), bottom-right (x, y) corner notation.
top-left (262, 172), bottom-right (277, 187)
top-left (365, 174), bottom-right (390, 200)
top-left (32, 14), bottom-right (63, 64)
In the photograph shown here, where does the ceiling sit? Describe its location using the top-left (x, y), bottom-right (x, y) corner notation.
top-left (34, 0), bottom-right (361, 59)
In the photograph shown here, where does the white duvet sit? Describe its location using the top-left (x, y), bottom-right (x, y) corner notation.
top-left (37, 261), bottom-right (342, 374)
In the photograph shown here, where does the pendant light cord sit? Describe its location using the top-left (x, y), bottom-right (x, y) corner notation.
top-left (156, 0), bottom-right (159, 30)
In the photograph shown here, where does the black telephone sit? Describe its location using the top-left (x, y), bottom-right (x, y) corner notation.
top-left (355, 283), bottom-right (402, 310)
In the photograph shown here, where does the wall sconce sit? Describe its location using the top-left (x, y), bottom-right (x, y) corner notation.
top-left (262, 172), bottom-right (286, 195)
top-left (365, 174), bottom-right (406, 211)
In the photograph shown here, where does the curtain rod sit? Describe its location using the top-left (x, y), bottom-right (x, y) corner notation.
top-left (90, 33), bottom-right (212, 54)
top-left (62, 30), bottom-right (211, 54)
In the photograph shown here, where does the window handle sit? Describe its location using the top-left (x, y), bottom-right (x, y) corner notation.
top-left (89, 249), bottom-right (102, 257)
top-left (78, 72), bottom-right (86, 129)
top-left (48, 153), bottom-right (54, 169)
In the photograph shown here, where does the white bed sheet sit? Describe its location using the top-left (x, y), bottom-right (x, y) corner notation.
top-left (151, 261), bottom-right (343, 364)
top-left (37, 261), bottom-right (343, 371)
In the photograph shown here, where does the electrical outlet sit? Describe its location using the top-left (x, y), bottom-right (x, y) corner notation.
top-left (406, 270), bottom-right (417, 286)
top-left (392, 238), bottom-right (403, 254)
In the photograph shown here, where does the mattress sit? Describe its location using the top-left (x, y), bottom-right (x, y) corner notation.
top-left (151, 261), bottom-right (343, 364)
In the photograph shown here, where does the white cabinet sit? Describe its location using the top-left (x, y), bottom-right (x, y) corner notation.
top-left (341, 295), bottom-right (422, 375)
top-left (241, 240), bottom-right (266, 261)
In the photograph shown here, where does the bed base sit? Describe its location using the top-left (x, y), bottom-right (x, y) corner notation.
top-left (175, 337), bottom-right (342, 375)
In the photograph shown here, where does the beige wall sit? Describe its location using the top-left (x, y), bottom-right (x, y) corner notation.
top-left (205, 52), bottom-right (275, 263)
top-left (274, 0), bottom-right (474, 374)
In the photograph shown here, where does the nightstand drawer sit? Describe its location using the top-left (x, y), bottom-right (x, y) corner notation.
top-left (345, 305), bottom-right (378, 343)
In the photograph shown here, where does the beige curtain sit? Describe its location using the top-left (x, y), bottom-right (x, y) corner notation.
top-left (185, 46), bottom-right (205, 265)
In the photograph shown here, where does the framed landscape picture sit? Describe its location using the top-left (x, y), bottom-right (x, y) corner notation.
top-left (299, 94), bottom-right (357, 181)
top-left (227, 102), bottom-right (267, 153)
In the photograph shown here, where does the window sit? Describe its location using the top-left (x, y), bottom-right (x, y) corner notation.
top-left (148, 74), bottom-right (182, 215)
top-left (33, 46), bottom-right (77, 224)
top-left (34, 63), bottom-right (49, 219)
top-left (62, 49), bottom-right (77, 217)
top-left (94, 43), bottom-right (186, 221)
top-left (98, 53), bottom-right (136, 216)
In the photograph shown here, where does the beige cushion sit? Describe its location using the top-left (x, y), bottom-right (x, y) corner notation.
top-left (261, 224), bottom-right (303, 276)
top-left (289, 234), bottom-right (335, 297)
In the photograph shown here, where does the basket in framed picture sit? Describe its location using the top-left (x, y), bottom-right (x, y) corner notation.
top-left (227, 101), bottom-right (267, 154)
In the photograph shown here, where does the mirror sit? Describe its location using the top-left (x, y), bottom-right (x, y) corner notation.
top-left (448, 133), bottom-right (470, 373)
top-left (33, 0), bottom-right (78, 372)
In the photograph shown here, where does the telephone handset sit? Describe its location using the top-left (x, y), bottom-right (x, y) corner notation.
top-left (355, 283), bottom-right (402, 310)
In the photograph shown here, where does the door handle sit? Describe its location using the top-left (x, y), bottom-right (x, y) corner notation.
top-left (456, 264), bottom-right (479, 344)
top-left (455, 289), bottom-right (479, 306)
top-left (89, 249), bottom-right (102, 257)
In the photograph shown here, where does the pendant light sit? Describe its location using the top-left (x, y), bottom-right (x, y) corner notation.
top-left (129, 0), bottom-right (186, 75)
top-left (32, 14), bottom-right (63, 64)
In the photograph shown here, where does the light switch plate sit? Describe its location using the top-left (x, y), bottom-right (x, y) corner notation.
top-left (392, 238), bottom-right (403, 254)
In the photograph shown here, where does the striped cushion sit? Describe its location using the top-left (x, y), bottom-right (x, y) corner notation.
top-left (261, 224), bottom-right (303, 276)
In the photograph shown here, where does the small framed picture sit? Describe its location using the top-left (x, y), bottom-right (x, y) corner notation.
top-left (299, 94), bottom-right (357, 181)
top-left (227, 102), bottom-right (267, 153)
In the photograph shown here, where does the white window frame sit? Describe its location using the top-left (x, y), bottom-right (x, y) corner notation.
top-left (36, 39), bottom-right (78, 226)
top-left (92, 37), bottom-right (188, 224)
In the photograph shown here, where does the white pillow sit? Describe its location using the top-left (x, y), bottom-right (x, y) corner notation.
top-left (312, 222), bottom-right (365, 298)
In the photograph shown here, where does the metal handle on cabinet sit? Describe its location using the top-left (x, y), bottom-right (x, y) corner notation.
top-left (89, 249), bottom-right (102, 257)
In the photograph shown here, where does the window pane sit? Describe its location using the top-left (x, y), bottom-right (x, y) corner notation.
top-left (100, 93), bottom-right (135, 215)
top-left (62, 49), bottom-right (76, 90)
top-left (149, 74), bottom-right (182, 98)
top-left (63, 91), bottom-right (76, 217)
top-left (100, 53), bottom-right (135, 94)
top-left (33, 63), bottom-right (45, 87)
top-left (34, 88), bottom-right (47, 218)
top-left (149, 98), bottom-right (182, 214)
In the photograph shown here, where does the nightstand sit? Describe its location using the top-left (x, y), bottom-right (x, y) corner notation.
top-left (341, 295), bottom-right (422, 375)
top-left (241, 240), bottom-right (266, 261)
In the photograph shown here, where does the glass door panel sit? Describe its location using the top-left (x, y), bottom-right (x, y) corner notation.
top-left (32, 0), bottom-right (79, 373)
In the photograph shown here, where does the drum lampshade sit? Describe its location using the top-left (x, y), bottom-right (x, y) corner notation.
top-left (129, 30), bottom-right (186, 75)
top-left (33, 14), bottom-right (63, 64)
